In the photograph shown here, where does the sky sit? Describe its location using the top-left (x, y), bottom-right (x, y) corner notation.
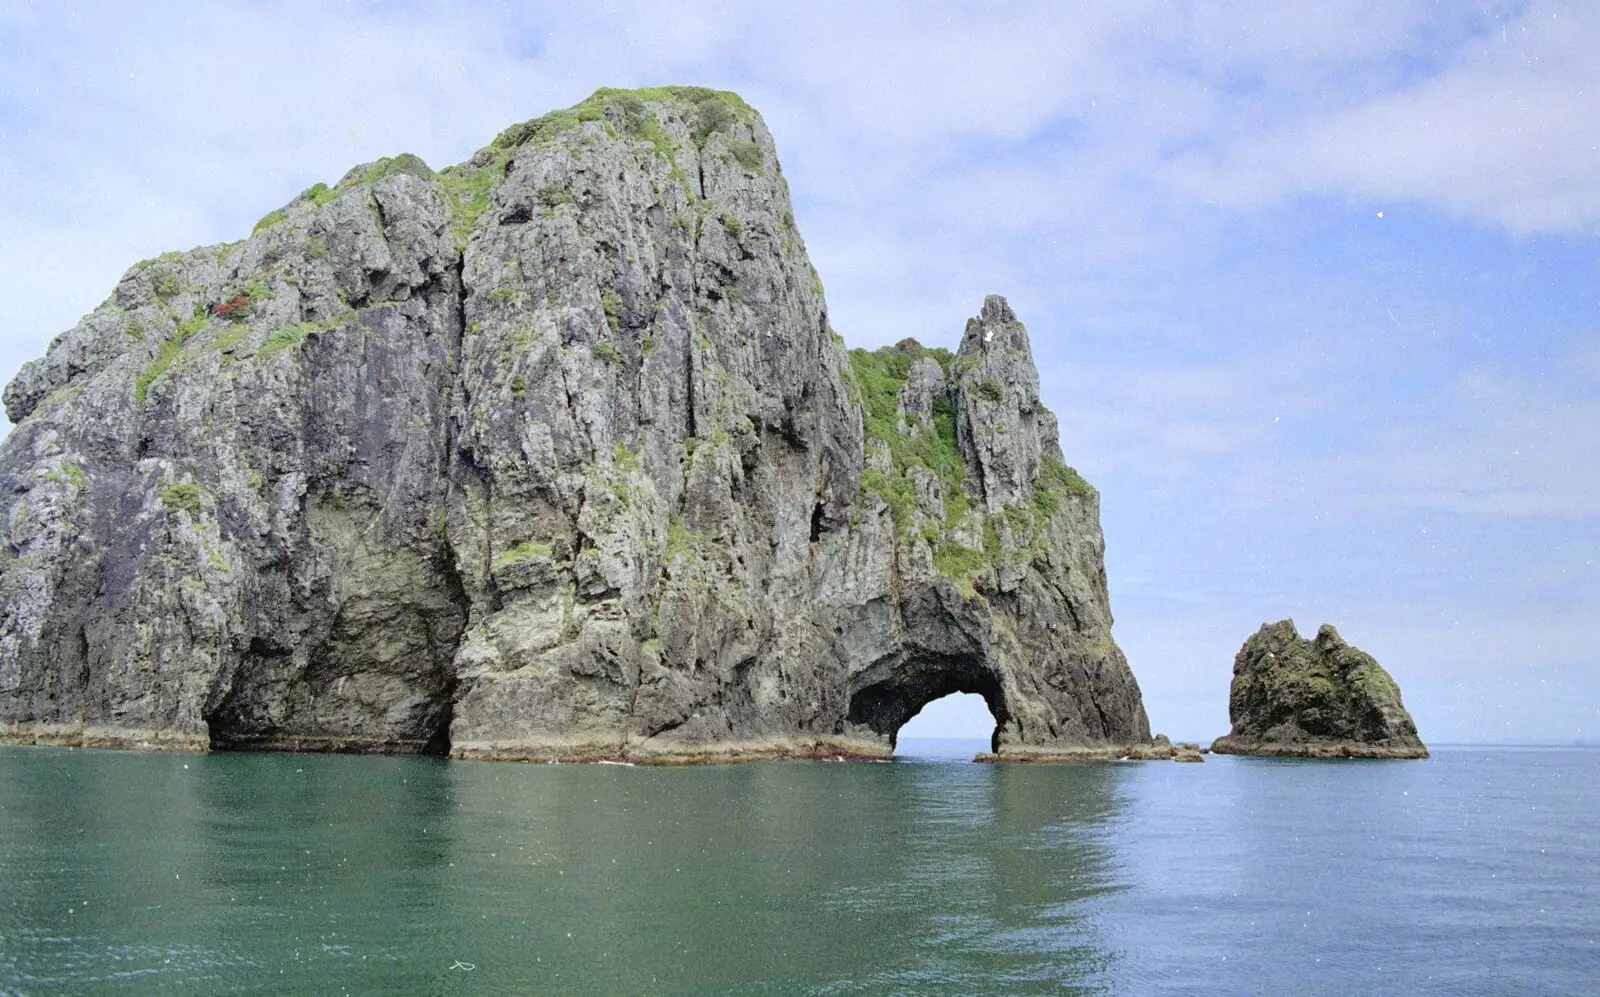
top-left (1, 1), bottom-right (1595, 744)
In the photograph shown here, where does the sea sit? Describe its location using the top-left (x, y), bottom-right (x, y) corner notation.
top-left (0, 740), bottom-right (1594, 995)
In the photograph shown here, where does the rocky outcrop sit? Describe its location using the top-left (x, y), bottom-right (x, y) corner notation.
top-left (0, 87), bottom-right (1155, 763)
top-left (1211, 620), bottom-right (1428, 759)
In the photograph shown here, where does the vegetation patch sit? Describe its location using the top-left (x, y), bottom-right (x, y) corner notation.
top-left (41, 461), bottom-right (87, 490)
top-left (215, 294), bottom-right (251, 319)
top-left (492, 539), bottom-right (553, 571)
top-left (486, 86), bottom-right (749, 204)
top-left (495, 86), bottom-right (751, 153)
top-left (591, 341), bottom-right (621, 364)
top-left (611, 440), bottom-right (640, 471)
top-left (663, 517), bottom-right (708, 570)
top-left (437, 146), bottom-right (515, 248)
top-left (537, 182), bottom-right (574, 206)
top-left (212, 325), bottom-right (251, 354)
top-left (252, 209), bottom-right (288, 236)
top-left (301, 182), bottom-right (339, 208)
top-left (601, 288), bottom-right (623, 333)
top-left (135, 307), bottom-right (209, 403)
top-left (252, 154), bottom-right (434, 243)
top-left (844, 338), bottom-right (1097, 583)
top-left (1030, 454), bottom-right (1094, 515)
top-left (345, 153), bottom-right (435, 188)
top-left (730, 140), bottom-right (764, 172)
top-left (160, 483), bottom-right (209, 518)
top-left (260, 322), bottom-right (320, 356)
top-left (847, 341), bottom-right (969, 544)
top-left (932, 542), bottom-right (987, 583)
top-left (258, 310), bottom-right (354, 358)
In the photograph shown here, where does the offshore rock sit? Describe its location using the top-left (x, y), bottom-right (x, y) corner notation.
top-left (0, 87), bottom-right (1154, 763)
top-left (1211, 620), bottom-right (1428, 759)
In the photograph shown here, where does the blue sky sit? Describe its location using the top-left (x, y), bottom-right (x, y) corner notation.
top-left (1, 1), bottom-right (1595, 743)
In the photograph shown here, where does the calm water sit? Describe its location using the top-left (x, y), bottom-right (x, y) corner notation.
top-left (1, 741), bottom-right (1594, 995)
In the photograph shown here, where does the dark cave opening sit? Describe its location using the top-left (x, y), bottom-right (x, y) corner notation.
top-left (846, 653), bottom-right (1008, 756)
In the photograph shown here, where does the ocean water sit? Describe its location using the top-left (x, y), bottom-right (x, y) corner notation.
top-left (0, 741), bottom-right (1594, 995)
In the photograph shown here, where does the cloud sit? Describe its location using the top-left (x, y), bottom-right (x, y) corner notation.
top-left (0, 0), bottom-right (1594, 741)
top-left (1167, 1), bottom-right (1600, 234)
top-left (1208, 357), bottom-right (1600, 521)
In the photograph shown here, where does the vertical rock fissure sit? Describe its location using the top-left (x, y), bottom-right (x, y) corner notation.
top-left (426, 246), bottom-right (473, 757)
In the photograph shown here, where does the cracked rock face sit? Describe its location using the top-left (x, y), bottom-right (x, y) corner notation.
top-left (0, 87), bottom-right (1152, 761)
top-left (1211, 620), bottom-right (1428, 759)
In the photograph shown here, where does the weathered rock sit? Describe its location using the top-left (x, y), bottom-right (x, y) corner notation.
top-left (0, 87), bottom-right (1156, 763)
top-left (1211, 620), bottom-right (1428, 759)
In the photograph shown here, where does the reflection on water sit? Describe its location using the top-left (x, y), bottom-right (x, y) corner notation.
top-left (1090, 749), bottom-right (1600, 996)
top-left (5, 746), bottom-right (1595, 995)
top-left (0, 747), bottom-right (1124, 995)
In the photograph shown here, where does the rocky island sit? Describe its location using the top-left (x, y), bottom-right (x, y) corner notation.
top-left (1211, 620), bottom-right (1428, 759)
top-left (0, 86), bottom-right (1171, 764)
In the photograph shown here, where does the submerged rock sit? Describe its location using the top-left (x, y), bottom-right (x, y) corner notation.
top-left (0, 87), bottom-right (1157, 763)
top-left (1211, 620), bottom-right (1428, 759)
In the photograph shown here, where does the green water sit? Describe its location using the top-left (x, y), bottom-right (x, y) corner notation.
top-left (2, 742), bottom-right (1596, 994)
top-left (1, 743), bottom-right (1118, 994)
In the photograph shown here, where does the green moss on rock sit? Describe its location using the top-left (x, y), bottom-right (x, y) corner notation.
top-left (159, 483), bottom-right (209, 518)
top-left (1212, 620), bottom-right (1429, 758)
top-left (492, 540), bottom-right (553, 571)
top-left (847, 343), bottom-right (968, 536)
top-left (134, 307), bottom-right (209, 403)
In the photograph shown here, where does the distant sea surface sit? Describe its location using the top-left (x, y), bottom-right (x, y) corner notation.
top-left (1, 740), bottom-right (1594, 995)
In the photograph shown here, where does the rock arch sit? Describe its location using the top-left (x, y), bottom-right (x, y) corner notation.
top-left (847, 654), bottom-right (1008, 753)
top-left (0, 87), bottom-right (1160, 764)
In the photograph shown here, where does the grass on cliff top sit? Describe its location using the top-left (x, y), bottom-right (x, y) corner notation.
top-left (251, 87), bottom-right (755, 249)
top-left (437, 148), bottom-right (514, 248)
top-left (493, 86), bottom-right (754, 151)
top-left (491, 86), bottom-right (755, 202)
top-left (253, 153), bottom-right (437, 236)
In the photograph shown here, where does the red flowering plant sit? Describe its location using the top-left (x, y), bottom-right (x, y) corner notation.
top-left (215, 294), bottom-right (252, 319)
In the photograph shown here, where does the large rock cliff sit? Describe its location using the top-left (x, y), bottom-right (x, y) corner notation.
top-left (0, 87), bottom-right (1154, 762)
top-left (1211, 620), bottom-right (1428, 759)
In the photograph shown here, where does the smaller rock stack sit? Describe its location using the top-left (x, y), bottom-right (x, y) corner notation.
top-left (1211, 620), bottom-right (1428, 759)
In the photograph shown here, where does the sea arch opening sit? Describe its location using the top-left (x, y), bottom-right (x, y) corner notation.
top-left (846, 653), bottom-right (1009, 757)
top-left (897, 693), bottom-right (1000, 758)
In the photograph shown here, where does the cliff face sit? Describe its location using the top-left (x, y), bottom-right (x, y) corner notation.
top-left (1211, 621), bottom-right (1427, 759)
top-left (0, 87), bottom-right (1151, 761)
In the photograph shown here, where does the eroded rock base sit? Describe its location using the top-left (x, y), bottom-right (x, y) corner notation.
top-left (977, 741), bottom-right (1205, 763)
top-left (1210, 736), bottom-right (1428, 759)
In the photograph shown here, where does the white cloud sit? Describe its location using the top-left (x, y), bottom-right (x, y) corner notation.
top-left (1169, 1), bottom-right (1600, 233)
top-left (1209, 359), bottom-right (1600, 521)
top-left (0, 0), bottom-right (1594, 742)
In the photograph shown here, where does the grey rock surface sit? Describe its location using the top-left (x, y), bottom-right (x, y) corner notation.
top-left (0, 87), bottom-right (1154, 762)
top-left (1211, 620), bottom-right (1428, 759)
